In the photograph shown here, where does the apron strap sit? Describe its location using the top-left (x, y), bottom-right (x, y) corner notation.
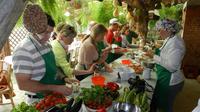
top-left (29, 37), bottom-right (43, 55)
top-left (159, 37), bottom-right (170, 51)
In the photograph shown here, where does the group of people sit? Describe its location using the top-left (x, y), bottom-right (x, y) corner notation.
top-left (12, 4), bottom-right (186, 112)
top-left (12, 4), bottom-right (125, 104)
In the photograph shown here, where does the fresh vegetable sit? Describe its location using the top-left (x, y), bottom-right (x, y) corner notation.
top-left (105, 90), bottom-right (120, 100)
top-left (97, 108), bottom-right (106, 112)
top-left (134, 92), bottom-right (149, 112)
top-left (104, 82), bottom-right (120, 100)
top-left (12, 102), bottom-right (39, 112)
top-left (79, 85), bottom-right (112, 110)
top-left (116, 87), bottom-right (130, 103)
top-left (65, 98), bottom-right (74, 112)
top-left (126, 89), bottom-right (136, 103)
top-left (69, 99), bottom-right (83, 112)
top-left (35, 92), bottom-right (67, 111)
top-left (129, 63), bottom-right (144, 74)
top-left (116, 87), bottom-right (149, 112)
top-left (105, 82), bottom-right (119, 91)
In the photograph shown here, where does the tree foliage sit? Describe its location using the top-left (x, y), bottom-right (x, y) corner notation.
top-left (16, 0), bottom-right (127, 32)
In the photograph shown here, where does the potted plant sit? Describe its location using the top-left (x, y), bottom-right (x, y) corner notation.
top-left (79, 86), bottom-right (113, 112)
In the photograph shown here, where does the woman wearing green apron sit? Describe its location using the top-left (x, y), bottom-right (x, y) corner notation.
top-left (150, 19), bottom-right (185, 112)
top-left (51, 23), bottom-right (96, 81)
top-left (12, 4), bottom-right (72, 104)
top-left (76, 24), bottom-right (113, 79)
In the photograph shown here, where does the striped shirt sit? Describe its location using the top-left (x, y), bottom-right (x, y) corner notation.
top-left (12, 34), bottom-right (51, 81)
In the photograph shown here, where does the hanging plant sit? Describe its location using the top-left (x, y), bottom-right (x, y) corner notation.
top-left (39, 0), bottom-right (57, 14)
top-left (148, 20), bottom-right (157, 30)
top-left (113, 7), bottom-right (119, 17)
top-left (70, 0), bottom-right (82, 9)
top-left (158, 3), bottom-right (183, 21)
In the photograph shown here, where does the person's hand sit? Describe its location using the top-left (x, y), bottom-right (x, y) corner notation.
top-left (53, 85), bottom-right (72, 96)
top-left (101, 51), bottom-right (109, 61)
top-left (145, 50), bottom-right (154, 58)
top-left (64, 78), bottom-right (80, 84)
top-left (88, 63), bottom-right (98, 73)
top-left (97, 49), bottom-right (109, 63)
top-left (114, 47), bottom-right (127, 53)
top-left (105, 65), bottom-right (113, 73)
top-left (114, 31), bottom-right (120, 37)
top-left (102, 46), bottom-right (112, 53)
top-left (105, 66), bottom-right (113, 73)
top-left (121, 48), bottom-right (128, 52)
top-left (154, 40), bottom-right (163, 48)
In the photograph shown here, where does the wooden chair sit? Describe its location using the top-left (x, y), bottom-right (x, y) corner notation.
top-left (0, 61), bottom-right (15, 107)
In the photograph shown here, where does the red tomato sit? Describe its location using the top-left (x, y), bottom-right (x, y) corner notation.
top-left (62, 99), bottom-right (67, 103)
top-left (45, 98), bottom-right (51, 103)
top-left (97, 108), bottom-right (106, 112)
top-left (35, 104), bottom-right (41, 110)
top-left (58, 99), bottom-right (63, 104)
top-left (45, 101), bottom-right (50, 107)
top-left (50, 102), bottom-right (54, 107)
top-left (106, 82), bottom-right (119, 91)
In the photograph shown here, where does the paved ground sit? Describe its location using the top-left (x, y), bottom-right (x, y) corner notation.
top-left (174, 79), bottom-right (200, 112)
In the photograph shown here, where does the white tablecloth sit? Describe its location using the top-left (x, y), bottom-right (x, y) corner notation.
top-left (79, 55), bottom-right (157, 112)
top-left (192, 99), bottom-right (200, 112)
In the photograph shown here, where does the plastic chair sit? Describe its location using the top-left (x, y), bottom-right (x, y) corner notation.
top-left (0, 60), bottom-right (15, 107)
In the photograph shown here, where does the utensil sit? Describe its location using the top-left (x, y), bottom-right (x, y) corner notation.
top-left (117, 72), bottom-right (121, 83)
top-left (113, 102), bottom-right (141, 112)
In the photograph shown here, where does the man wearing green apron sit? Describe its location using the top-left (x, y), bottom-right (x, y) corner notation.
top-left (105, 18), bottom-right (122, 47)
top-left (150, 19), bottom-right (185, 112)
top-left (29, 37), bottom-right (65, 98)
top-left (12, 4), bottom-right (72, 104)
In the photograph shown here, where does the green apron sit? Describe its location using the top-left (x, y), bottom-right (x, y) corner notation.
top-left (95, 41), bottom-right (104, 68)
top-left (154, 48), bottom-right (172, 111)
top-left (96, 41), bottom-right (122, 64)
top-left (109, 35), bottom-right (122, 47)
top-left (113, 40), bottom-right (122, 47)
top-left (30, 38), bottom-right (65, 98)
top-left (126, 30), bottom-right (138, 44)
